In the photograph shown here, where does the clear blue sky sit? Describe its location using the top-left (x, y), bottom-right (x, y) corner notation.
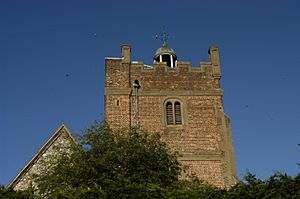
top-left (1, 0), bottom-right (300, 186)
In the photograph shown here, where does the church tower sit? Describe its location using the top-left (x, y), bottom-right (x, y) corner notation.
top-left (105, 40), bottom-right (237, 187)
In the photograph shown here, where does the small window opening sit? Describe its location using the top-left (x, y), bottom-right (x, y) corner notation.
top-left (166, 102), bottom-right (174, 125)
top-left (165, 101), bottom-right (183, 125)
top-left (116, 100), bottom-right (120, 106)
top-left (174, 101), bottom-right (182, 124)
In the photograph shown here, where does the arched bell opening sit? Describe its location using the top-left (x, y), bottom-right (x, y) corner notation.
top-left (153, 45), bottom-right (177, 68)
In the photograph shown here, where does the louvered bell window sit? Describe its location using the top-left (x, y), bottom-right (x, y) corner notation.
top-left (174, 102), bottom-right (182, 125)
top-left (166, 102), bottom-right (174, 125)
top-left (166, 101), bottom-right (182, 125)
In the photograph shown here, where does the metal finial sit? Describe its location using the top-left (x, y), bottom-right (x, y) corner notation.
top-left (154, 26), bottom-right (174, 46)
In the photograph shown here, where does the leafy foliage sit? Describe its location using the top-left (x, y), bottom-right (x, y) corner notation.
top-left (227, 172), bottom-right (300, 199)
top-left (35, 123), bottom-right (182, 198)
top-left (165, 180), bottom-right (226, 199)
top-left (0, 185), bottom-right (36, 199)
top-left (16, 122), bottom-right (300, 198)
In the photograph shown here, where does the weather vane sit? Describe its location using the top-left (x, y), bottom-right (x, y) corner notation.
top-left (154, 26), bottom-right (174, 46)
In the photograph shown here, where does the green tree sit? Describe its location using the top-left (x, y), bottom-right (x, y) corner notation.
top-left (165, 180), bottom-right (226, 199)
top-left (0, 185), bottom-right (36, 199)
top-left (35, 123), bottom-right (181, 198)
top-left (227, 172), bottom-right (300, 199)
top-left (31, 122), bottom-right (300, 198)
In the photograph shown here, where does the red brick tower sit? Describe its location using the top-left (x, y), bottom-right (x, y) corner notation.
top-left (105, 42), bottom-right (237, 187)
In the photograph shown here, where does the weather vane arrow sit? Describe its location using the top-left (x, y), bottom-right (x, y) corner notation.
top-left (153, 26), bottom-right (174, 46)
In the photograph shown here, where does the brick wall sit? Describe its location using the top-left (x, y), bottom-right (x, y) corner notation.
top-left (105, 45), bottom-right (237, 187)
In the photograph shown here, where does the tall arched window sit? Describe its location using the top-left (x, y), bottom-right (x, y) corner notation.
top-left (165, 101), bottom-right (183, 125)
top-left (166, 102), bottom-right (174, 125)
top-left (174, 101), bottom-right (182, 125)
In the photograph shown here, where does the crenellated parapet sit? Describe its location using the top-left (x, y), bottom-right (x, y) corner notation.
top-left (105, 45), bottom-right (222, 90)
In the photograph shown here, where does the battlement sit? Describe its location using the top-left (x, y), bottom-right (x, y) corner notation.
top-left (106, 44), bottom-right (221, 76)
top-left (105, 45), bottom-right (222, 90)
top-left (129, 61), bottom-right (213, 74)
